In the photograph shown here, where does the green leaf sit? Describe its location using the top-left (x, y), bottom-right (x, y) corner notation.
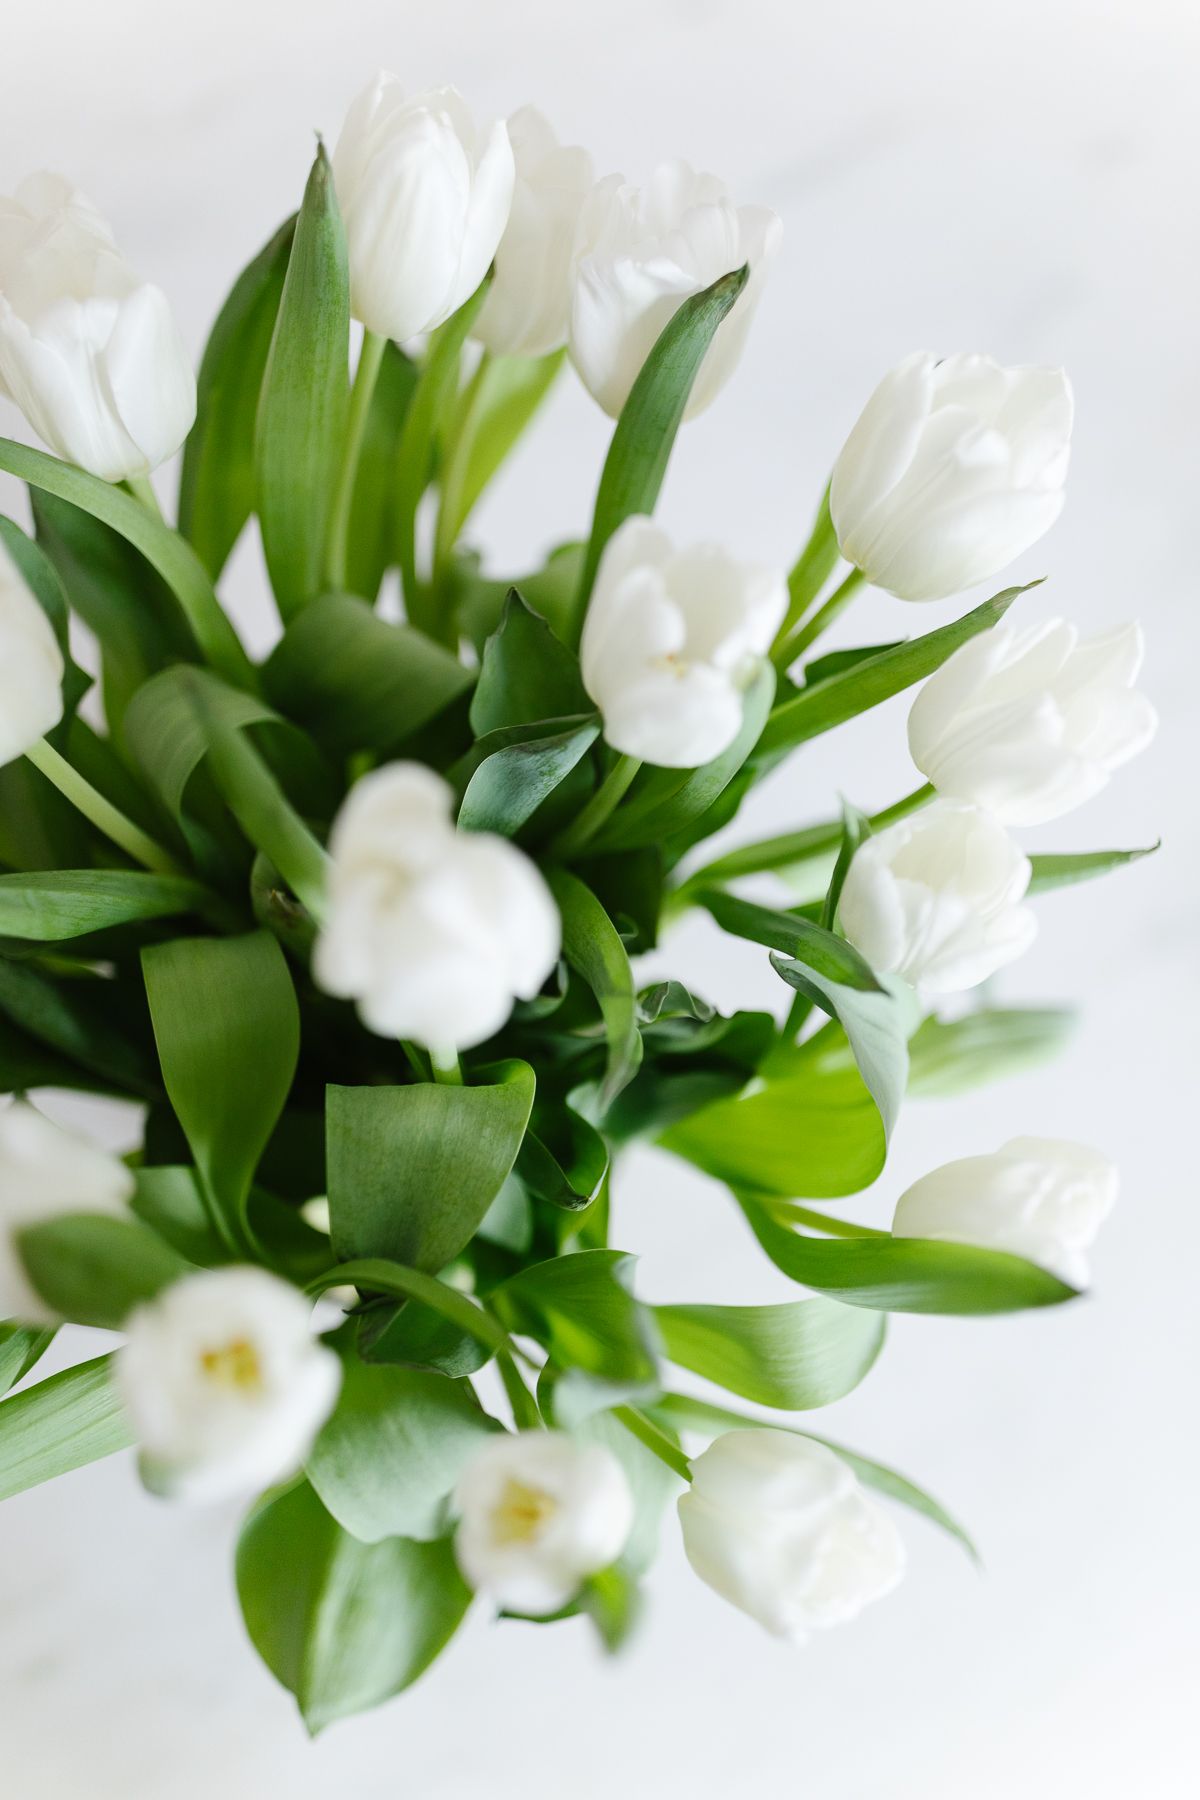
top-left (654, 1295), bottom-right (885, 1410)
top-left (458, 720), bottom-right (599, 837)
top-left (306, 1356), bottom-right (498, 1543)
top-left (591, 662), bottom-right (776, 853)
top-left (456, 542), bottom-right (585, 654)
top-left (143, 932), bottom-right (299, 1241)
top-left (311, 1260), bottom-right (515, 1366)
top-left (573, 1405), bottom-right (680, 1575)
top-left (908, 1007), bottom-right (1075, 1097)
top-left (179, 215), bottom-right (296, 577)
top-left (0, 871), bottom-right (210, 943)
top-left (661, 1059), bottom-right (886, 1198)
top-left (470, 591), bottom-right (589, 735)
top-left (653, 1393), bottom-right (978, 1562)
top-left (344, 342), bottom-right (419, 602)
top-left (0, 1355), bottom-right (133, 1502)
top-left (326, 1062), bottom-right (535, 1272)
top-left (255, 143), bottom-right (350, 619)
top-left (0, 959), bottom-right (159, 1099)
top-left (757, 585), bottom-right (1032, 759)
top-left (16, 1214), bottom-right (189, 1330)
top-left (0, 437), bottom-right (255, 689)
top-left (547, 869), bottom-right (642, 1108)
top-left (493, 1249), bottom-right (661, 1426)
top-left (264, 592), bottom-right (472, 754)
top-left (122, 665), bottom-right (278, 822)
top-left (783, 483), bottom-right (840, 624)
top-left (436, 349), bottom-right (564, 554)
top-left (0, 1011), bottom-right (129, 1099)
top-left (0, 1323), bottom-right (55, 1397)
top-left (1027, 842), bottom-right (1160, 895)
top-left (572, 266), bottom-right (750, 630)
top-left (236, 1479), bottom-right (470, 1732)
top-left (738, 1192), bottom-right (1077, 1314)
top-left (516, 1103), bottom-right (609, 1212)
top-left (683, 785), bottom-right (934, 888)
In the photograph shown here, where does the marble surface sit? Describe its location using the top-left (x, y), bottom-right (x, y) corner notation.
top-left (2, 2), bottom-right (1198, 1794)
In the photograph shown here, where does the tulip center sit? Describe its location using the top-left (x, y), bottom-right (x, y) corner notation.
top-left (493, 1478), bottom-right (558, 1545)
top-left (199, 1336), bottom-right (264, 1392)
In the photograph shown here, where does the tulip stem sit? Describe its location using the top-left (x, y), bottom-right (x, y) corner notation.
top-left (126, 474), bottom-right (165, 523)
top-left (768, 1200), bottom-right (889, 1239)
top-left (431, 1048), bottom-right (464, 1085)
top-left (25, 737), bottom-right (187, 876)
top-left (430, 350), bottom-right (492, 601)
top-left (498, 1351), bottom-right (543, 1431)
top-left (326, 329), bottom-right (387, 592)
top-left (613, 1406), bottom-right (693, 1483)
top-left (772, 567), bottom-right (865, 670)
top-left (549, 754), bottom-right (641, 860)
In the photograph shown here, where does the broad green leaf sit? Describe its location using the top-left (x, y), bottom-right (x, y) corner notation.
top-left (236, 1479), bottom-right (470, 1732)
top-left (591, 663), bottom-right (776, 853)
top-left (143, 933), bottom-right (299, 1239)
top-left (326, 1062), bottom-right (535, 1272)
top-left (306, 1356), bottom-right (498, 1543)
top-left (0, 1355), bottom-right (133, 1501)
top-left (179, 215), bottom-right (296, 577)
top-left (458, 720), bottom-right (599, 837)
top-left (738, 1192), bottom-right (1077, 1314)
top-left (0, 437), bottom-right (254, 689)
top-left (0, 1323), bottom-right (55, 1397)
top-left (470, 591), bottom-right (589, 735)
top-left (516, 1102), bottom-right (609, 1212)
top-left (255, 144), bottom-right (350, 618)
top-left (661, 1059), bottom-right (886, 1198)
top-left (311, 1260), bottom-right (514, 1366)
top-left (435, 348), bottom-right (564, 555)
top-left (1027, 842), bottom-right (1160, 895)
top-left (456, 542), bottom-right (585, 654)
top-left (572, 266), bottom-right (750, 630)
top-left (654, 1295), bottom-right (885, 1410)
top-left (17, 1215), bottom-right (189, 1330)
top-left (757, 585), bottom-right (1031, 759)
top-left (547, 869), bottom-right (642, 1108)
top-left (264, 592), bottom-right (471, 754)
top-left (122, 664), bottom-right (278, 819)
top-left (653, 1392), bottom-right (978, 1562)
top-left (0, 959), bottom-right (159, 1099)
top-left (908, 1007), bottom-right (1075, 1097)
top-left (0, 871), bottom-right (209, 942)
top-left (493, 1249), bottom-right (661, 1425)
top-left (344, 342), bottom-right (419, 602)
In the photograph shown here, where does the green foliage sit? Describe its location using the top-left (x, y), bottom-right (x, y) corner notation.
top-left (17, 1215), bottom-right (189, 1329)
top-left (494, 1250), bottom-right (662, 1425)
top-left (0, 1356), bottom-right (133, 1501)
top-left (654, 1296), bottom-right (885, 1409)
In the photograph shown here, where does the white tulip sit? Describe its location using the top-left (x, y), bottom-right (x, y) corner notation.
top-left (580, 517), bottom-right (786, 768)
top-left (830, 352), bottom-right (1073, 601)
top-left (0, 172), bottom-right (196, 482)
top-left (117, 1266), bottom-right (341, 1504)
top-left (0, 537), bottom-right (64, 766)
top-left (569, 159), bottom-right (781, 419)
top-left (472, 107), bottom-right (593, 359)
top-left (313, 763), bottom-right (560, 1054)
top-left (893, 1137), bottom-right (1117, 1288)
top-left (907, 616), bottom-right (1157, 825)
top-left (453, 1429), bottom-right (634, 1614)
top-left (838, 799), bottom-right (1036, 1000)
top-left (332, 74), bottom-right (514, 344)
top-left (678, 1431), bottom-right (905, 1643)
top-left (0, 1100), bottom-right (133, 1323)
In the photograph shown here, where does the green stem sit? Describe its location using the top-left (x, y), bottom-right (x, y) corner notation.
top-left (431, 1048), bottom-right (463, 1085)
top-left (309, 1259), bottom-right (515, 1360)
top-left (327, 330), bottom-right (386, 591)
top-left (498, 1351), bottom-right (542, 1430)
top-left (25, 737), bottom-right (186, 876)
top-left (431, 350), bottom-right (491, 599)
top-left (772, 482), bottom-right (839, 653)
top-left (613, 1405), bottom-right (693, 1482)
top-left (768, 1201), bottom-right (888, 1240)
top-left (127, 474), bottom-right (165, 522)
top-left (400, 1040), bottom-right (431, 1082)
top-left (549, 754), bottom-right (641, 861)
top-left (773, 567), bottom-right (865, 670)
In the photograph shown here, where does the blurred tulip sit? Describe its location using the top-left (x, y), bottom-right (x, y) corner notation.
top-left (0, 537), bottom-right (63, 766)
top-left (0, 1100), bottom-right (133, 1323)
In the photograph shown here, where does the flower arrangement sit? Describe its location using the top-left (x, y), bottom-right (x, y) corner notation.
top-left (0, 73), bottom-right (1157, 1728)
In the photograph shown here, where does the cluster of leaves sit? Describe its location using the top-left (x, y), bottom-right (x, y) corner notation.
top-left (0, 146), bottom-right (1151, 1728)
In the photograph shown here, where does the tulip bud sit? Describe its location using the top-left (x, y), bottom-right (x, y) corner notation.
top-left (580, 517), bottom-right (786, 768)
top-left (568, 160), bottom-right (781, 419)
top-left (453, 1429), bottom-right (635, 1614)
top-left (313, 763), bottom-right (560, 1054)
top-left (907, 616), bottom-right (1157, 826)
top-left (332, 74), bottom-right (514, 343)
top-left (0, 1100), bottom-right (134, 1323)
top-left (117, 1266), bottom-right (341, 1504)
top-left (829, 352), bottom-right (1073, 601)
top-left (678, 1431), bottom-right (905, 1643)
top-left (838, 799), bottom-right (1036, 1000)
top-left (472, 107), bottom-right (593, 359)
top-left (0, 538), bottom-right (64, 766)
top-left (893, 1137), bottom-right (1117, 1287)
top-left (0, 173), bottom-right (196, 482)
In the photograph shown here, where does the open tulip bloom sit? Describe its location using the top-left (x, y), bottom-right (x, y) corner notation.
top-left (0, 74), bottom-right (1159, 1732)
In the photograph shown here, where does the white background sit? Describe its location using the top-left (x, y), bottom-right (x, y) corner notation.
top-left (2, 2), bottom-right (1198, 1795)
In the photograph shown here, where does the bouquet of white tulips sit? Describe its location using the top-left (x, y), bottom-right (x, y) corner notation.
top-left (0, 73), bottom-right (1157, 1729)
